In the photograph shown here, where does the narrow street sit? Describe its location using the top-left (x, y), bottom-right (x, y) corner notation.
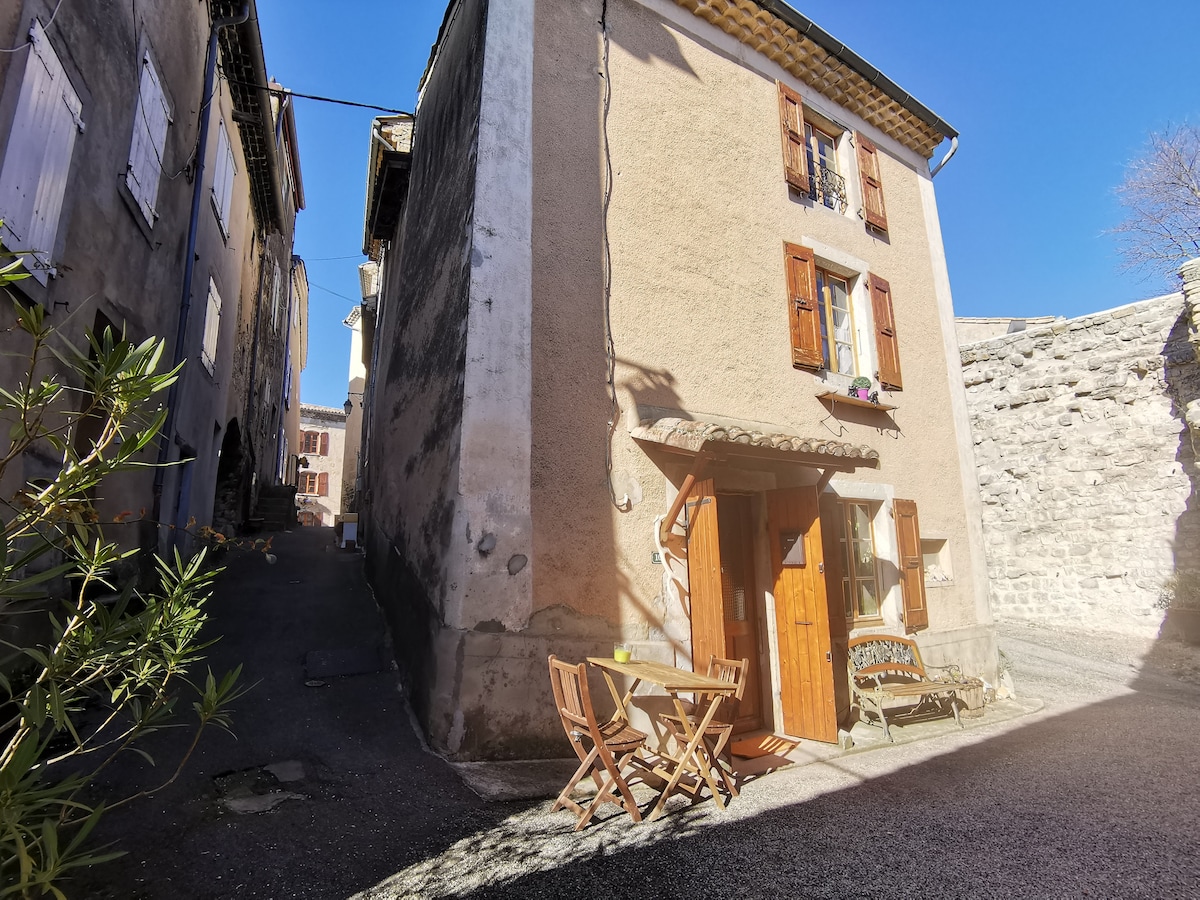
top-left (76, 530), bottom-right (1200, 899)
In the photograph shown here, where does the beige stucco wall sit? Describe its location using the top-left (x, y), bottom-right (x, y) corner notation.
top-left (528, 0), bottom-right (989, 664)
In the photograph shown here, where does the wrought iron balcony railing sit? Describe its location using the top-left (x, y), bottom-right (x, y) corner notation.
top-left (808, 163), bottom-right (848, 213)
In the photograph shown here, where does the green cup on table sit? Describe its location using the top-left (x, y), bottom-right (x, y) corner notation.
top-left (613, 643), bottom-right (632, 663)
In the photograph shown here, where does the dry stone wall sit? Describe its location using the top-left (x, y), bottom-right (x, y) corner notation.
top-left (960, 292), bottom-right (1200, 635)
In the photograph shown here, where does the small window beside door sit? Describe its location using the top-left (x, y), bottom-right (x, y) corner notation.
top-left (834, 500), bottom-right (882, 625)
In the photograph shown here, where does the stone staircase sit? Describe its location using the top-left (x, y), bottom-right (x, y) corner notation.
top-left (254, 484), bottom-right (298, 532)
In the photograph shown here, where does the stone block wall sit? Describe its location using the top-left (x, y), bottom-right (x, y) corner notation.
top-left (960, 292), bottom-right (1200, 634)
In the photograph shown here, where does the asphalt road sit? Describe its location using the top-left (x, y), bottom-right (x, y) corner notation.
top-left (68, 531), bottom-right (1200, 899)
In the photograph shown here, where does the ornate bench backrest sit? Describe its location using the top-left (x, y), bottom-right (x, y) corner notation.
top-left (848, 635), bottom-right (926, 681)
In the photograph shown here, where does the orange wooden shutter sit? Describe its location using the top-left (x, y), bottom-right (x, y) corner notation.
top-left (784, 242), bottom-right (822, 370)
top-left (869, 273), bottom-right (902, 391)
top-left (855, 132), bottom-right (888, 231)
top-left (894, 499), bottom-right (928, 632)
top-left (319, 432), bottom-right (329, 456)
top-left (318, 472), bottom-right (328, 496)
top-left (777, 82), bottom-right (809, 193)
top-left (686, 479), bottom-right (726, 674)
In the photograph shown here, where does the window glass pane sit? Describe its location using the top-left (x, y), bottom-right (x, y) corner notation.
top-left (857, 581), bottom-right (879, 617)
top-left (854, 544), bottom-right (875, 578)
top-left (835, 340), bottom-right (854, 373)
top-left (842, 580), bottom-right (852, 619)
top-left (852, 504), bottom-right (871, 539)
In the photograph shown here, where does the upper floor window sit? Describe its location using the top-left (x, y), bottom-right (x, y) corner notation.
top-left (301, 430), bottom-right (328, 456)
top-left (816, 267), bottom-right (854, 375)
top-left (127, 52), bottom-right (171, 225)
top-left (201, 278), bottom-right (222, 374)
top-left (299, 471), bottom-right (328, 496)
top-left (0, 19), bottom-right (85, 284)
top-left (212, 119), bottom-right (235, 237)
top-left (783, 242), bottom-right (903, 391)
top-left (805, 123), bottom-right (846, 213)
top-left (776, 81), bottom-right (889, 233)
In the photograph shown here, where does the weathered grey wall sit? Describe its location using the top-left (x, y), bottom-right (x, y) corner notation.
top-left (362, 0), bottom-right (485, 740)
top-left (961, 292), bottom-right (1200, 634)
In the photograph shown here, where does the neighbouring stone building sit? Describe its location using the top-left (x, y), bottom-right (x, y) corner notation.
top-left (296, 405), bottom-right (346, 527)
top-left (960, 267), bottom-right (1200, 635)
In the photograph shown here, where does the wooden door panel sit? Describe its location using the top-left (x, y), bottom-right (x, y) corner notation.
top-left (686, 479), bottom-right (725, 673)
top-left (717, 494), bottom-right (762, 732)
top-left (768, 487), bottom-right (837, 743)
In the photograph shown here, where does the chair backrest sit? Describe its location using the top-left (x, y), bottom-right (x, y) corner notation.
top-left (703, 656), bottom-right (749, 725)
top-left (548, 655), bottom-right (600, 741)
top-left (705, 656), bottom-right (750, 700)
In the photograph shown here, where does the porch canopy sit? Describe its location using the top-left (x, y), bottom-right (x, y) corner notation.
top-left (631, 416), bottom-right (880, 544)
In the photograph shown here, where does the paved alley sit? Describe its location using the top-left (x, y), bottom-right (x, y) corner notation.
top-left (74, 530), bottom-right (1200, 899)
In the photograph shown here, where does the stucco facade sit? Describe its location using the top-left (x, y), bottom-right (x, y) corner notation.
top-left (362, 0), bottom-right (994, 760)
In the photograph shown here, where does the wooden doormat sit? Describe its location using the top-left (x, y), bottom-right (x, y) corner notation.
top-left (731, 733), bottom-right (800, 759)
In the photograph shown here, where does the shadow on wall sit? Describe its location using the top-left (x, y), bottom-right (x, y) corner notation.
top-left (1155, 305), bottom-right (1200, 660)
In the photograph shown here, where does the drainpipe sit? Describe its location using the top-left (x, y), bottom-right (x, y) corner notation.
top-left (930, 136), bottom-right (959, 178)
top-left (150, 3), bottom-right (249, 530)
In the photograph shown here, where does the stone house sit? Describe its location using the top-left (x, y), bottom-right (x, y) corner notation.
top-left (296, 405), bottom-right (346, 527)
top-left (959, 261), bottom-right (1200, 636)
top-left (358, 0), bottom-right (995, 760)
top-left (0, 0), bottom-right (305, 550)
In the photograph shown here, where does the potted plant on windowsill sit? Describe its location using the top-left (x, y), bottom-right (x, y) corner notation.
top-left (1157, 573), bottom-right (1200, 646)
top-left (849, 376), bottom-right (872, 401)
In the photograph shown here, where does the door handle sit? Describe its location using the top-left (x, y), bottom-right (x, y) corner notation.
top-left (795, 620), bottom-right (812, 626)
top-left (825, 651), bottom-right (832, 662)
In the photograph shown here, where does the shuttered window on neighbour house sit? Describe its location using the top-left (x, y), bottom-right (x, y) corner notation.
top-left (855, 132), bottom-right (888, 232)
top-left (126, 52), bottom-right (171, 224)
top-left (301, 431), bottom-right (319, 455)
top-left (777, 81), bottom-right (809, 193)
top-left (201, 278), bottom-right (222, 373)
top-left (211, 119), bottom-right (235, 236)
top-left (319, 432), bottom-right (329, 456)
top-left (299, 471), bottom-right (318, 494)
top-left (271, 261), bottom-right (283, 330)
top-left (0, 19), bottom-right (85, 284)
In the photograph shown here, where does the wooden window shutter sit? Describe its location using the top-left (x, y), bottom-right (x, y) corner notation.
top-left (868, 274), bottom-right (902, 390)
top-left (318, 472), bottom-right (328, 496)
top-left (777, 82), bottom-right (809, 192)
top-left (784, 242), bottom-right (822, 370)
top-left (319, 432), bottom-right (329, 456)
top-left (855, 132), bottom-right (888, 232)
top-left (894, 499), bottom-right (928, 633)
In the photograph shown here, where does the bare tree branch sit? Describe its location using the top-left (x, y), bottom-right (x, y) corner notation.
top-left (1113, 124), bottom-right (1200, 283)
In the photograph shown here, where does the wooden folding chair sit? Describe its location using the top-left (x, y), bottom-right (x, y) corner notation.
top-left (548, 655), bottom-right (648, 830)
top-left (659, 656), bottom-right (748, 798)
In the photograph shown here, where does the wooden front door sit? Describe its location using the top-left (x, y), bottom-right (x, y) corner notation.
top-left (685, 483), bottom-right (764, 733)
top-left (767, 486), bottom-right (838, 743)
top-left (716, 494), bottom-right (762, 732)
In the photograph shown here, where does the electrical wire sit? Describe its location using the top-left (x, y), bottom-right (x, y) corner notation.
top-left (0, 0), bottom-right (67, 52)
top-left (216, 70), bottom-right (412, 115)
top-left (308, 281), bottom-right (359, 303)
top-left (599, 0), bottom-right (629, 513)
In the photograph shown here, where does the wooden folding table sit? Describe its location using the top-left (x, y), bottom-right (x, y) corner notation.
top-left (586, 657), bottom-right (738, 821)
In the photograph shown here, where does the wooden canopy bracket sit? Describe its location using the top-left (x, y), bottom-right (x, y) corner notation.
top-left (816, 468), bottom-right (835, 494)
top-left (658, 450), bottom-right (711, 546)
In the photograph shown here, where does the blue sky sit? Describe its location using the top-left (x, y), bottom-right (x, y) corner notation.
top-left (258, 1), bottom-right (1200, 409)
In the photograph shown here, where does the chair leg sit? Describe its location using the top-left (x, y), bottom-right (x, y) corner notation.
top-left (551, 745), bottom-right (599, 815)
top-left (573, 746), bottom-right (642, 831)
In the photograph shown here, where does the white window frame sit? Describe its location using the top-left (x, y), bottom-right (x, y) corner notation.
top-left (0, 19), bottom-right (85, 284)
top-left (211, 119), bottom-right (235, 237)
top-left (201, 277), bottom-right (222, 374)
top-left (126, 51), bottom-right (171, 225)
